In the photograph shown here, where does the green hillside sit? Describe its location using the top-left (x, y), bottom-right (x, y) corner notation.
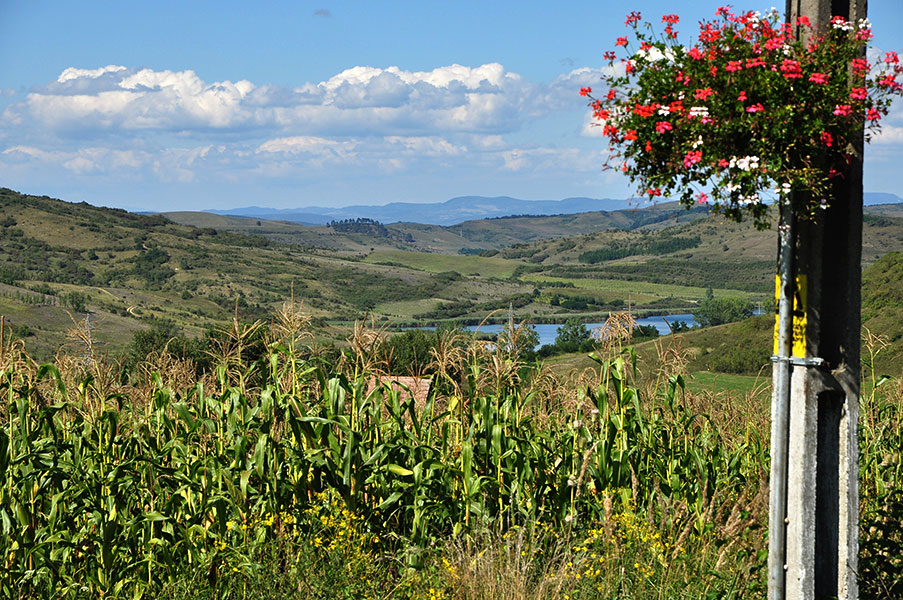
top-left (443, 202), bottom-right (710, 247)
top-left (166, 204), bottom-right (903, 306)
top-left (0, 189), bottom-right (536, 357)
top-left (498, 209), bottom-right (903, 297)
top-left (163, 211), bottom-right (422, 254)
top-left (3, 187), bottom-right (902, 370)
top-left (545, 252), bottom-right (903, 382)
top-left (165, 201), bottom-right (712, 254)
top-left (862, 251), bottom-right (903, 372)
top-left (0, 190), bottom-right (722, 358)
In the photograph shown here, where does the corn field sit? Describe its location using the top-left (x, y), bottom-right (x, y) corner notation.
top-left (0, 309), bottom-right (900, 598)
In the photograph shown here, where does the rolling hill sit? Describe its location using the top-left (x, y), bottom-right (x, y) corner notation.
top-left (3, 187), bottom-right (901, 367)
top-left (164, 201), bottom-right (712, 254)
top-left (0, 189), bottom-right (538, 357)
top-left (0, 189), bottom-right (723, 359)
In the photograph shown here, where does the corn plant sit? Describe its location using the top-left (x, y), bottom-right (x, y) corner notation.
top-left (1, 314), bottom-right (897, 598)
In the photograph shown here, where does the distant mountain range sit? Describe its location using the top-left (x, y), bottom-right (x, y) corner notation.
top-left (863, 192), bottom-right (902, 206)
top-left (205, 193), bottom-right (901, 226)
top-left (205, 196), bottom-right (638, 226)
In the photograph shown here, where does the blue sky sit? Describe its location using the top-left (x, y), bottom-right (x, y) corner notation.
top-left (2, 1), bottom-right (902, 212)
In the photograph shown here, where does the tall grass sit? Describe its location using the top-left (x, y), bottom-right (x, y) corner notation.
top-left (0, 309), bottom-right (899, 598)
top-left (859, 330), bottom-right (903, 598)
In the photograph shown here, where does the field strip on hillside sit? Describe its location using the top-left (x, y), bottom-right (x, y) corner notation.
top-left (521, 274), bottom-right (754, 299)
top-left (687, 371), bottom-right (772, 396)
top-left (363, 250), bottom-right (523, 278)
top-left (374, 298), bottom-right (445, 318)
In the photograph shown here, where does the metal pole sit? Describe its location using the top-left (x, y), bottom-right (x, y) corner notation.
top-left (769, 200), bottom-right (795, 600)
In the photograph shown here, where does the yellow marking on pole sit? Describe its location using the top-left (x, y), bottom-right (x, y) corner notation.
top-left (773, 274), bottom-right (807, 357)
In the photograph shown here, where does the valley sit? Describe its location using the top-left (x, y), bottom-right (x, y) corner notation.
top-left (1, 187), bottom-right (902, 375)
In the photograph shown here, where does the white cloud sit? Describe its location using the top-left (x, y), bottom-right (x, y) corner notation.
top-left (7, 62), bottom-right (538, 138)
top-left (501, 147), bottom-right (601, 172)
top-left (3, 145), bottom-right (49, 159)
top-left (151, 146), bottom-right (226, 182)
top-left (257, 136), bottom-right (357, 161)
top-left (0, 61), bottom-right (614, 203)
top-left (57, 65), bottom-right (127, 84)
top-left (553, 66), bottom-right (604, 89)
top-left (470, 134), bottom-right (506, 150)
top-left (20, 68), bottom-right (256, 131)
top-left (252, 135), bottom-right (464, 174)
top-left (384, 136), bottom-right (464, 156)
top-left (868, 98), bottom-right (903, 144)
top-left (63, 156), bottom-right (98, 174)
top-left (3, 144), bottom-right (150, 174)
top-left (871, 124), bottom-right (903, 144)
top-left (546, 66), bottom-right (613, 109)
top-left (322, 63), bottom-right (515, 91)
top-left (581, 111), bottom-right (604, 138)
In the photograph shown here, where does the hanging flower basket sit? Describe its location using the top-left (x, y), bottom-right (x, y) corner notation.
top-left (584, 7), bottom-right (903, 228)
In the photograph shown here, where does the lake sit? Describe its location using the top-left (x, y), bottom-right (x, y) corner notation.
top-left (462, 314), bottom-right (697, 348)
top-left (407, 313), bottom-right (697, 349)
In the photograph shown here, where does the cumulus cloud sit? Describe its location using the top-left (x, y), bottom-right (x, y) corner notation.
top-left (4, 62), bottom-right (537, 138)
top-left (868, 97), bottom-right (903, 144)
top-left (57, 65), bottom-right (128, 84)
top-left (251, 135), bottom-right (467, 175)
top-left (3, 144), bottom-right (149, 174)
top-left (501, 147), bottom-right (601, 172)
top-left (256, 136), bottom-right (358, 167)
top-left (13, 68), bottom-right (257, 132)
top-left (383, 136), bottom-right (464, 156)
top-left (0, 61), bottom-right (613, 204)
top-left (871, 124), bottom-right (903, 144)
top-left (546, 66), bottom-right (612, 110)
top-left (580, 111), bottom-right (604, 138)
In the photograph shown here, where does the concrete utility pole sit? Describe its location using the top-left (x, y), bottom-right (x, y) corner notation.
top-left (769, 1), bottom-right (866, 599)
